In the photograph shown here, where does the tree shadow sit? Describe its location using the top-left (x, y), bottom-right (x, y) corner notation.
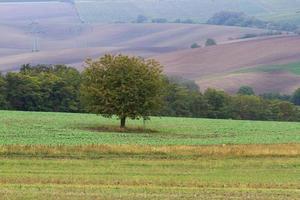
top-left (82, 125), bottom-right (159, 134)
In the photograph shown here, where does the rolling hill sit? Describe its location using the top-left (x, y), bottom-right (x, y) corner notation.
top-left (1, 0), bottom-right (300, 25)
top-left (0, 20), bottom-right (268, 71)
top-left (155, 36), bottom-right (300, 94)
top-left (75, 0), bottom-right (300, 24)
top-left (0, 0), bottom-right (300, 94)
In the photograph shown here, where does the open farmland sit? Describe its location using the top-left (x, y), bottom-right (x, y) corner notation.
top-left (1, 1), bottom-right (300, 94)
top-left (1, 111), bottom-right (300, 145)
top-left (0, 157), bottom-right (299, 200)
top-left (156, 36), bottom-right (300, 94)
top-left (0, 111), bottom-right (299, 199)
top-left (75, 0), bottom-right (300, 24)
top-left (0, 22), bottom-right (267, 72)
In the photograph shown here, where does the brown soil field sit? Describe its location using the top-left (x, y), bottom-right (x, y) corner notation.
top-left (197, 71), bottom-right (300, 94)
top-left (0, 1), bottom-right (299, 93)
top-left (0, 22), bottom-right (266, 71)
top-left (155, 36), bottom-right (300, 94)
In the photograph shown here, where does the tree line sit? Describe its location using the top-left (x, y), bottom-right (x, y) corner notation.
top-left (161, 82), bottom-right (300, 121)
top-left (135, 11), bottom-right (299, 33)
top-left (0, 60), bottom-right (300, 123)
top-left (207, 11), bottom-right (299, 32)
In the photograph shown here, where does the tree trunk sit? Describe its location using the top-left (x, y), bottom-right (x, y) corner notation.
top-left (120, 117), bottom-right (126, 128)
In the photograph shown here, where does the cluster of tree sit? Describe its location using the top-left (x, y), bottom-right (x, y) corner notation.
top-left (228, 31), bottom-right (283, 40)
top-left (191, 38), bottom-right (217, 49)
top-left (135, 15), bottom-right (196, 24)
top-left (1, 57), bottom-right (300, 126)
top-left (151, 18), bottom-right (168, 23)
top-left (135, 15), bottom-right (168, 23)
top-left (0, 64), bottom-right (81, 112)
top-left (191, 43), bottom-right (201, 49)
top-left (260, 89), bottom-right (300, 106)
top-left (135, 12), bottom-right (299, 33)
top-left (173, 18), bottom-right (195, 24)
top-left (207, 11), bottom-right (299, 32)
top-left (160, 83), bottom-right (300, 122)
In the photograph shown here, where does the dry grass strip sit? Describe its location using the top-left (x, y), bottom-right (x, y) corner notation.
top-left (0, 144), bottom-right (299, 158)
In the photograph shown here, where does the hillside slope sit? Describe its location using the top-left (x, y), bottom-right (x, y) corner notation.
top-left (75, 0), bottom-right (300, 24)
top-left (155, 36), bottom-right (300, 94)
top-left (0, 23), bottom-right (266, 71)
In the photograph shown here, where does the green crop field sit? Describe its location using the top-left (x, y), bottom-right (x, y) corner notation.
top-left (0, 157), bottom-right (299, 200)
top-left (236, 61), bottom-right (300, 75)
top-left (1, 110), bottom-right (300, 145)
top-left (0, 110), bottom-right (299, 199)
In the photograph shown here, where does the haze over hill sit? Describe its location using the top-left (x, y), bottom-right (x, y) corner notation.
top-left (0, 0), bottom-right (300, 94)
top-left (75, 0), bottom-right (300, 24)
top-left (0, 22), bottom-right (267, 70)
top-left (155, 36), bottom-right (300, 94)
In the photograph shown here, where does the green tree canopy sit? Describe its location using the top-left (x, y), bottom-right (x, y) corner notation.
top-left (81, 54), bottom-right (165, 128)
top-left (292, 88), bottom-right (300, 105)
top-left (5, 64), bottom-right (81, 112)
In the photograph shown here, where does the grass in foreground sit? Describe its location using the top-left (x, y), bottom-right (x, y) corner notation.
top-left (1, 110), bottom-right (300, 145)
top-left (0, 156), bottom-right (299, 200)
top-left (1, 110), bottom-right (300, 199)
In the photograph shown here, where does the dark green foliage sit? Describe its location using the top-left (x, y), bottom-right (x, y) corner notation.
top-left (292, 88), bottom-right (300, 105)
top-left (191, 43), bottom-right (201, 49)
top-left (1, 61), bottom-right (300, 122)
top-left (4, 64), bottom-right (81, 112)
top-left (237, 86), bottom-right (255, 96)
top-left (269, 101), bottom-right (300, 121)
top-left (239, 31), bottom-right (282, 39)
top-left (160, 79), bottom-right (300, 122)
top-left (160, 77), bottom-right (206, 118)
top-left (0, 74), bottom-right (7, 109)
top-left (81, 54), bottom-right (164, 127)
top-left (229, 95), bottom-right (269, 120)
top-left (203, 88), bottom-right (230, 119)
top-left (260, 93), bottom-right (291, 101)
top-left (205, 38), bottom-right (217, 46)
top-left (5, 72), bottom-right (42, 111)
top-left (161, 82), bottom-right (194, 117)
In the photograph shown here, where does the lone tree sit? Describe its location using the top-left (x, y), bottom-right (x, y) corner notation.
top-left (81, 54), bottom-right (164, 128)
top-left (237, 86), bottom-right (255, 96)
top-left (205, 38), bottom-right (217, 46)
top-left (190, 43), bottom-right (201, 49)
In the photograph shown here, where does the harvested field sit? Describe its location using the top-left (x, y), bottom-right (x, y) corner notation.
top-left (0, 111), bottom-right (299, 199)
top-left (155, 36), bottom-right (300, 93)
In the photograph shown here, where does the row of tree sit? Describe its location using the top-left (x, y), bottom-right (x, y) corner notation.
top-left (161, 82), bottom-right (300, 121)
top-left (0, 64), bottom-right (81, 112)
top-left (135, 12), bottom-right (299, 33)
top-left (207, 11), bottom-right (299, 32)
top-left (1, 59), bottom-right (300, 124)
